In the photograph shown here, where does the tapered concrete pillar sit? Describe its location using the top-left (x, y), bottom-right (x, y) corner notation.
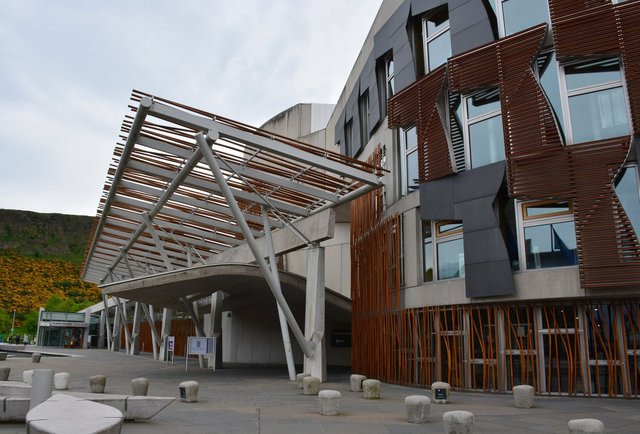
top-left (209, 292), bottom-right (223, 369)
top-left (159, 308), bottom-right (172, 361)
top-left (82, 309), bottom-right (92, 349)
top-left (303, 245), bottom-right (326, 382)
top-left (98, 310), bottom-right (106, 349)
top-left (130, 302), bottom-right (142, 355)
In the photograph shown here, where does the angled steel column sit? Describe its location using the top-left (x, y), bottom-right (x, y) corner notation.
top-left (114, 297), bottom-right (131, 354)
top-left (262, 206), bottom-right (296, 381)
top-left (196, 131), bottom-right (314, 358)
top-left (140, 303), bottom-right (160, 360)
top-left (159, 308), bottom-right (173, 362)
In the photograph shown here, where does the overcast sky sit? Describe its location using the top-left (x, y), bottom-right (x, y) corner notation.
top-left (0, 1), bottom-right (382, 216)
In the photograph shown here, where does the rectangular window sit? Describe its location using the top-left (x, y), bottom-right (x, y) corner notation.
top-left (495, 0), bottom-right (550, 37)
top-left (359, 90), bottom-right (370, 149)
top-left (344, 119), bottom-right (353, 157)
top-left (376, 52), bottom-right (394, 119)
top-left (463, 88), bottom-right (505, 169)
top-left (562, 58), bottom-right (630, 144)
top-left (422, 220), bottom-right (465, 281)
top-left (519, 200), bottom-right (578, 270)
top-left (615, 165), bottom-right (640, 238)
top-left (400, 125), bottom-right (419, 195)
top-left (422, 6), bottom-right (451, 73)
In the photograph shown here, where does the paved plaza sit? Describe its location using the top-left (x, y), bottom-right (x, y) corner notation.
top-left (1, 347), bottom-right (640, 433)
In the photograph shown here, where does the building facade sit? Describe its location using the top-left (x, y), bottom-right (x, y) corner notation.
top-left (328, 0), bottom-right (640, 398)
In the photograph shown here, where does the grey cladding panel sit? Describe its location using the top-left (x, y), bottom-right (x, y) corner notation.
top-left (449, 0), bottom-right (496, 55)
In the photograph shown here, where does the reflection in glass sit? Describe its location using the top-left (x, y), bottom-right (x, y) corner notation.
top-left (537, 51), bottom-right (565, 135)
top-left (502, 0), bottom-right (550, 36)
top-left (525, 221), bottom-right (577, 269)
top-left (569, 87), bottom-right (629, 143)
top-left (469, 115), bottom-right (505, 168)
top-left (565, 58), bottom-right (622, 91)
top-left (524, 201), bottom-right (570, 218)
top-left (437, 238), bottom-right (465, 279)
top-left (438, 222), bottom-right (463, 235)
top-left (466, 89), bottom-right (500, 119)
top-left (615, 166), bottom-right (640, 237)
top-left (406, 149), bottom-right (419, 193)
top-left (428, 31), bottom-right (451, 71)
top-left (425, 6), bottom-right (449, 36)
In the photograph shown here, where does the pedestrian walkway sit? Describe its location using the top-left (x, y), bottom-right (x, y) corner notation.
top-left (1, 348), bottom-right (639, 433)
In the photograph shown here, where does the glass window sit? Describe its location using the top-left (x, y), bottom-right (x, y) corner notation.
top-left (437, 238), bottom-right (465, 279)
top-left (344, 119), bottom-right (353, 157)
top-left (497, 0), bottom-right (550, 37)
top-left (519, 200), bottom-right (578, 270)
top-left (464, 88), bottom-right (505, 169)
top-left (615, 165), bottom-right (640, 237)
top-left (563, 58), bottom-right (630, 144)
top-left (536, 51), bottom-right (565, 136)
top-left (400, 126), bottom-right (419, 195)
top-left (422, 6), bottom-right (451, 73)
top-left (422, 221), bottom-right (434, 282)
top-left (359, 90), bottom-right (370, 148)
top-left (376, 52), bottom-right (394, 119)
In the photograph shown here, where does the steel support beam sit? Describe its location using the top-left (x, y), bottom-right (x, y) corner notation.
top-left (140, 303), bottom-right (160, 360)
top-left (196, 131), bottom-right (314, 358)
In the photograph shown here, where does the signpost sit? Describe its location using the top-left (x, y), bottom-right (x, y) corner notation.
top-left (185, 336), bottom-right (215, 372)
top-left (167, 336), bottom-right (175, 365)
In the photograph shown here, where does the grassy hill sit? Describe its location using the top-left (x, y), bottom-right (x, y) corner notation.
top-left (0, 209), bottom-right (101, 314)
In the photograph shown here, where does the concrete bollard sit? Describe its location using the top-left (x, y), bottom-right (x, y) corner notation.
top-left (131, 377), bottom-right (150, 396)
top-left (296, 373), bottom-right (310, 389)
top-left (431, 381), bottom-right (451, 404)
top-left (443, 410), bottom-right (474, 433)
top-left (0, 352), bottom-right (7, 361)
top-left (512, 385), bottom-right (534, 409)
top-left (405, 395), bottom-right (430, 424)
top-left (350, 374), bottom-right (367, 392)
top-left (0, 366), bottom-right (10, 381)
top-left (568, 418), bottom-right (605, 434)
top-left (318, 390), bottom-right (341, 416)
top-left (23, 370), bottom-right (34, 385)
top-left (89, 375), bottom-right (107, 393)
top-left (54, 372), bottom-right (70, 390)
top-left (362, 379), bottom-right (381, 399)
top-left (30, 369), bottom-right (54, 410)
top-left (31, 353), bottom-right (41, 363)
top-left (303, 376), bottom-right (320, 396)
top-left (179, 381), bottom-right (199, 403)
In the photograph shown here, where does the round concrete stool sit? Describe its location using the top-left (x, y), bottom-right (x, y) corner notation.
top-left (362, 379), bottom-right (381, 399)
top-left (131, 377), bottom-right (150, 396)
top-left (31, 353), bottom-right (41, 363)
top-left (431, 381), bottom-right (451, 403)
top-left (303, 376), bottom-right (320, 396)
top-left (405, 395), bottom-right (430, 423)
top-left (54, 372), bottom-right (70, 390)
top-left (296, 373), bottom-right (310, 389)
top-left (0, 366), bottom-right (10, 381)
top-left (568, 418), bottom-right (605, 434)
top-left (179, 380), bottom-right (199, 403)
top-left (89, 375), bottom-right (107, 393)
top-left (23, 370), bottom-right (34, 385)
top-left (443, 410), bottom-right (474, 433)
top-left (318, 390), bottom-right (341, 416)
top-left (512, 385), bottom-right (534, 408)
top-left (350, 374), bottom-right (367, 392)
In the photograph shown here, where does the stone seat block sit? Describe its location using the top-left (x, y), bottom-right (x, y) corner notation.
top-left (0, 380), bottom-right (32, 398)
top-left (318, 390), bottom-right (341, 416)
top-left (303, 376), bottom-right (320, 396)
top-left (54, 372), bottom-right (70, 390)
top-left (23, 370), bottom-right (34, 385)
top-left (296, 372), bottom-right (310, 389)
top-left (0, 352), bottom-right (7, 361)
top-left (131, 377), bottom-right (150, 396)
top-left (431, 381), bottom-right (451, 404)
top-left (443, 410), bottom-right (474, 434)
top-left (362, 379), bottom-right (380, 399)
top-left (513, 385), bottom-right (534, 409)
top-left (568, 418), bottom-right (605, 434)
top-left (179, 380), bottom-right (199, 403)
top-left (405, 395), bottom-right (430, 423)
top-left (31, 353), bottom-right (42, 363)
top-left (0, 366), bottom-right (10, 381)
top-left (5, 397), bottom-right (30, 422)
top-left (90, 375), bottom-right (107, 393)
top-left (350, 374), bottom-right (367, 392)
top-left (125, 396), bottom-right (174, 420)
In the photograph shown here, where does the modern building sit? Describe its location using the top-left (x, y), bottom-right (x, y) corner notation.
top-left (82, 0), bottom-right (640, 399)
top-left (335, 0), bottom-right (640, 398)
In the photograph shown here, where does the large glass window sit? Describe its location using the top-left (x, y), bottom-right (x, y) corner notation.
top-left (422, 6), bottom-right (451, 74)
top-left (422, 220), bottom-right (434, 282)
top-left (615, 165), bottom-right (640, 238)
top-left (359, 90), bottom-right (370, 148)
top-left (464, 88), bottom-right (505, 169)
top-left (520, 201), bottom-right (578, 270)
top-left (400, 125), bottom-right (419, 195)
top-left (376, 52), bottom-right (394, 119)
top-left (495, 0), bottom-right (550, 37)
top-left (422, 220), bottom-right (465, 281)
top-left (563, 58), bottom-right (630, 144)
top-left (344, 119), bottom-right (353, 157)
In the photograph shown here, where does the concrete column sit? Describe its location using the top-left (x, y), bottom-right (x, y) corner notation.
top-left (30, 369), bottom-right (54, 409)
top-left (111, 303), bottom-right (121, 352)
top-left (209, 292), bottom-right (223, 369)
top-left (98, 310), bottom-right (106, 349)
top-left (82, 309), bottom-right (91, 349)
top-left (130, 302), bottom-right (142, 355)
top-left (159, 308), bottom-right (172, 361)
top-left (303, 245), bottom-right (326, 382)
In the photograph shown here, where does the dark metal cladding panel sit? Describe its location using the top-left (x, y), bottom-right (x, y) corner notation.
top-left (388, 66), bottom-right (452, 182)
